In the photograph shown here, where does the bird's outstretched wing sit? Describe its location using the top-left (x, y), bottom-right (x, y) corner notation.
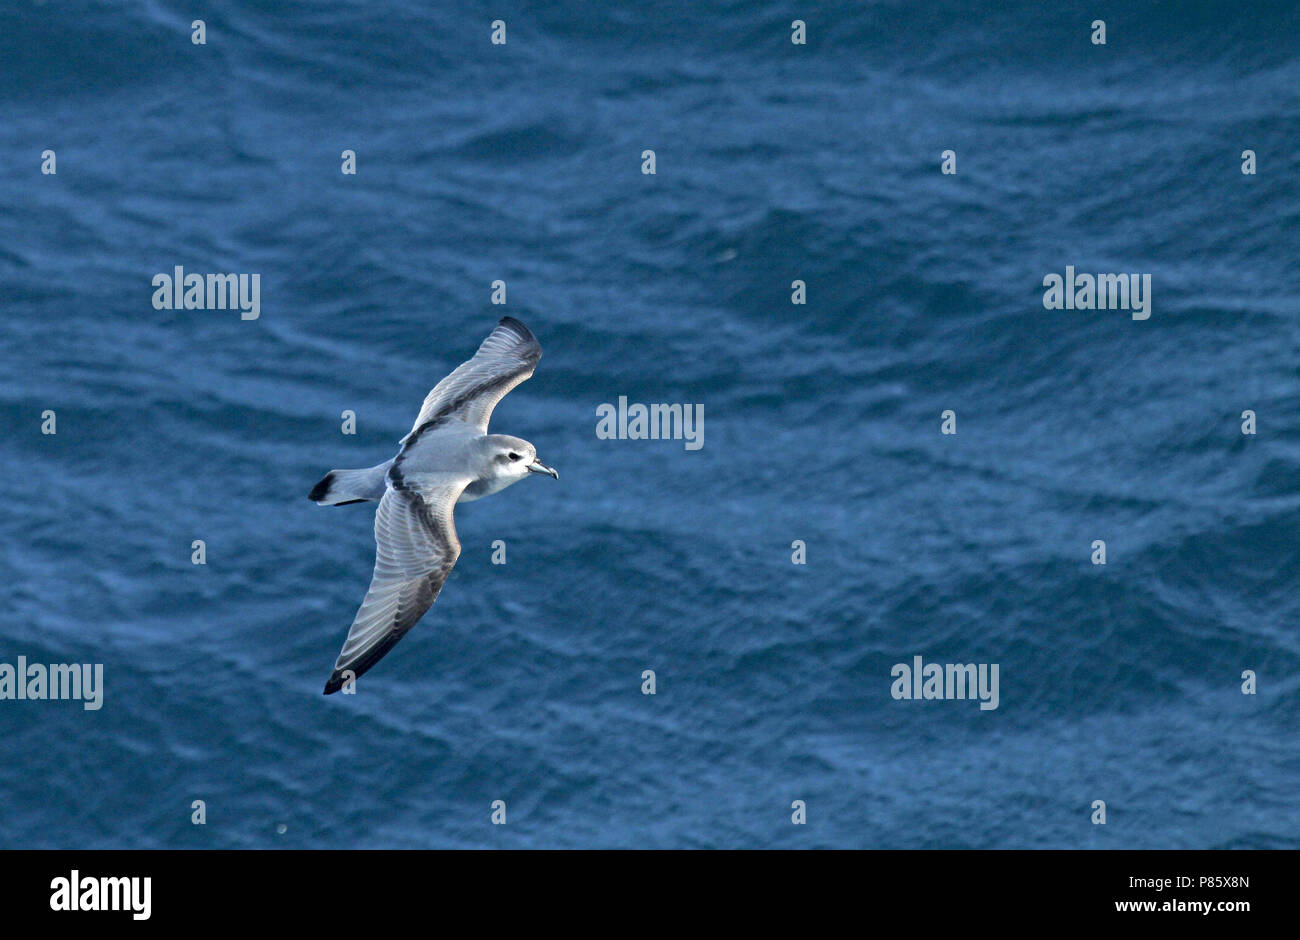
top-left (401, 316), bottom-right (541, 442)
top-left (323, 475), bottom-right (469, 694)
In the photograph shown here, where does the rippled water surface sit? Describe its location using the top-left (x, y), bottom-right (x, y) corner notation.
top-left (1, 0), bottom-right (1298, 848)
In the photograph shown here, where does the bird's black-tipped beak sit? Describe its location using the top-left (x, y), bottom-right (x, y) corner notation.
top-left (527, 459), bottom-right (558, 480)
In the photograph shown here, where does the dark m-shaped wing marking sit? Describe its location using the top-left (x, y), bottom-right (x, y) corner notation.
top-left (401, 316), bottom-right (541, 443)
top-left (323, 475), bottom-right (469, 694)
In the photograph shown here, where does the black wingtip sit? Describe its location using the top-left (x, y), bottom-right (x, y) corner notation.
top-left (308, 472), bottom-right (334, 503)
top-left (497, 315), bottom-right (535, 341)
top-left (323, 674), bottom-right (343, 695)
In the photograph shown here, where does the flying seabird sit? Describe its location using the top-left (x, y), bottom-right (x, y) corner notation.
top-left (310, 316), bottom-right (557, 694)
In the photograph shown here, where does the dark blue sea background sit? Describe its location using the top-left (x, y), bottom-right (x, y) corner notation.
top-left (1, 0), bottom-right (1297, 849)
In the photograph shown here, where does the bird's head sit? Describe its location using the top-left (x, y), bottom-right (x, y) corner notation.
top-left (485, 435), bottom-right (558, 484)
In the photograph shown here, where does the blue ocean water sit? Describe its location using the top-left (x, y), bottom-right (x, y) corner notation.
top-left (1, 0), bottom-right (1298, 849)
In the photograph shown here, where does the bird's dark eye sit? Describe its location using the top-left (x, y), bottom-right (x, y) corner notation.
top-left (508, 452), bottom-right (520, 461)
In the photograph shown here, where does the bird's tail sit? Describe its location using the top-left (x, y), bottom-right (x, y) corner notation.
top-left (308, 462), bottom-right (390, 506)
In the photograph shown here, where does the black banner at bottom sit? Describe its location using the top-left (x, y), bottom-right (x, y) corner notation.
top-left (0, 849), bottom-right (1278, 927)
